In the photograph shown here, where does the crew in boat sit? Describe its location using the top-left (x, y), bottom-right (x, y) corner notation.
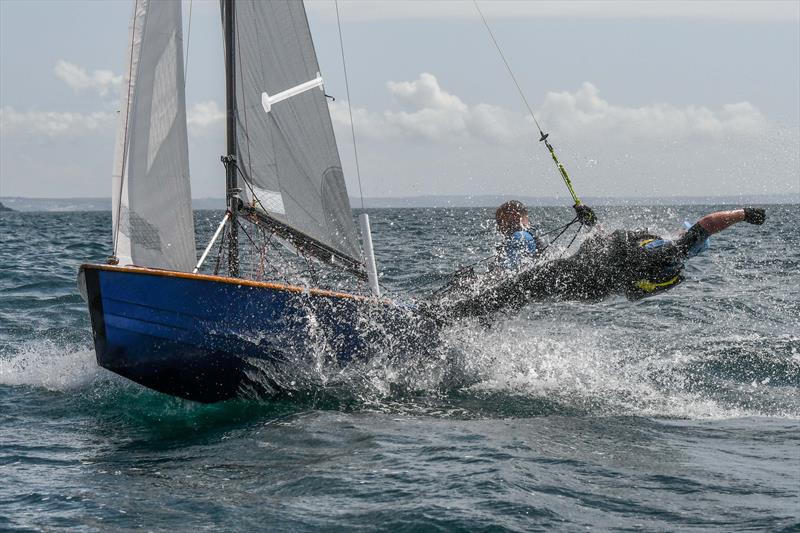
top-left (494, 202), bottom-right (766, 300)
top-left (493, 199), bottom-right (597, 271)
top-left (550, 206), bottom-right (768, 301)
top-left (434, 205), bottom-right (767, 318)
top-left (494, 200), bottom-right (542, 270)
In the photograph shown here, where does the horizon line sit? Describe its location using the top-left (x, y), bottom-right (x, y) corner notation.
top-left (2, 193), bottom-right (797, 201)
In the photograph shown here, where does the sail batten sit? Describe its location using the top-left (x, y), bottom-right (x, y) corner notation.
top-left (225, 0), bottom-right (363, 267)
top-left (112, 0), bottom-right (196, 272)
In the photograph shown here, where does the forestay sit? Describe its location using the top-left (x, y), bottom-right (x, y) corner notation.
top-left (225, 0), bottom-right (362, 266)
top-left (112, 0), bottom-right (196, 272)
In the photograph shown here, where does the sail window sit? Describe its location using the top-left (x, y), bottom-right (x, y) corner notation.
top-left (250, 185), bottom-right (286, 215)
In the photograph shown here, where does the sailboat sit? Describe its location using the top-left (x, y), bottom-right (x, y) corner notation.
top-left (78, 0), bottom-right (431, 403)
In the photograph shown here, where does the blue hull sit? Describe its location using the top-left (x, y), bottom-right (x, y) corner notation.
top-left (79, 264), bottom-right (432, 403)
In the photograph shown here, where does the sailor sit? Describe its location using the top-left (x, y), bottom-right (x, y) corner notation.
top-left (619, 207), bottom-right (767, 299)
top-left (434, 206), bottom-right (767, 319)
top-left (494, 200), bottom-right (541, 270)
top-left (527, 206), bottom-right (769, 302)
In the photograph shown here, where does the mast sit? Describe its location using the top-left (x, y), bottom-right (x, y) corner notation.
top-left (223, 0), bottom-right (240, 277)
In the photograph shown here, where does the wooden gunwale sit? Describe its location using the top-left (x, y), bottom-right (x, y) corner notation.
top-left (80, 263), bottom-right (379, 302)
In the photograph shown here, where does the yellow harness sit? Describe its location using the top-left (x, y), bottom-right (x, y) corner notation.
top-left (634, 275), bottom-right (682, 293)
top-left (632, 238), bottom-right (682, 293)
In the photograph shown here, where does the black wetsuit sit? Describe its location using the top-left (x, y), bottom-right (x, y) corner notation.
top-left (432, 224), bottom-right (710, 319)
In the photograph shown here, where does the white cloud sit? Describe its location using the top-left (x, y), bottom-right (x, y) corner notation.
top-left (388, 74), bottom-right (468, 112)
top-left (331, 72), bottom-right (525, 143)
top-left (538, 82), bottom-right (769, 141)
top-left (0, 106), bottom-right (115, 137)
top-left (0, 99), bottom-right (225, 140)
top-left (187, 100), bottom-right (225, 129)
top-left (331, 74), bottom-right (770, 145)
top-left (308, 1), bottom-right (798, 22)
top-left (54, 60), bottom-right (122, 97)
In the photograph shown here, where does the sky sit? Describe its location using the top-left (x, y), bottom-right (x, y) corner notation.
top-left (0, 0), bottom-right (798, 202)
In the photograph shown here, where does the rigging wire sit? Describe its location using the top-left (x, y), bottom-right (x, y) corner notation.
top-left (237, 218), bottom-right (259, 254)
top-left (539, 216), bottom-right (579, 237)
top-left (334, 0), bottom-right (382, 297)
top-left (235, 164), bottom-right (270, 215)
top-left (236, 218), bottom-right (285, 282)
top-left (537, 216), bottom-right (579, 254)
top-left (334, 0), bottom-right (366, 210)
top-left (254, 226), bottom-right (287, 282)
top-left (184, 0), bottom-right (193, 87)
top-left (472, 0), bottom-right (585, 208)
top-left (562, 222), bottom-right (584, 255)
top-left (472, 0), bottom-right (543, 136)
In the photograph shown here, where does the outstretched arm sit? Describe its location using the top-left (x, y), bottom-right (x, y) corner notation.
top-left (677, 207), bottom-right (764, 257)
top-left (696, 207), bottom-right (765, 235)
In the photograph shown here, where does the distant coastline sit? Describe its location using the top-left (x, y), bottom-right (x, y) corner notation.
top-left (0, 193), bottom-right (796, 212)
top-left (350, 193), bottom-right (798, 209)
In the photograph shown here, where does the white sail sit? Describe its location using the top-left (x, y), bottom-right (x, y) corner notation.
top-left (224, 0), bottom-right (362, 266)
top-left (111, 0), bottom-right (196, 272)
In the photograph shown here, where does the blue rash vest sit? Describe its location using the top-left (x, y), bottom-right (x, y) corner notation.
top-left (642, 221), bottom-right (710, 260)
top-left (502, 230), bottom-right (538, 270)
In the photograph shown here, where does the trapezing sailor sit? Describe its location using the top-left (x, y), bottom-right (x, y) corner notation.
top-left (486, 118), bottom-right (766, 308)
top-left (430, 121), bottom-right (767, 318)
top-left (431, 1), bottom-right (769, 319)
top-left (429, 96), bottom-right (767, 317)
top-left (433, 194), bottom-right (767, 319)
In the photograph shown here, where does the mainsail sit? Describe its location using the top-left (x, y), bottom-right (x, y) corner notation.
top-left (112, 0), bottom-right (196, 272)
top-left (223, 0), bottom-right (363, 270)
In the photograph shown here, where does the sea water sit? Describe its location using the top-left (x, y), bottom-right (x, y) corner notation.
top-left (1, 205), bottom-right (798, 531)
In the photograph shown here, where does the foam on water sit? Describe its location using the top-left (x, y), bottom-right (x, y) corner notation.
top-left (3, 317), bottom-right (796, 422)
top-left (220, 306), bottom-right (798, 420)
top-left (425, 322), bottom-right (796, 419)
top-left (1, 318), bottom-right (796, 422)
top-left (0, 341), bottom-right (101, 391)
